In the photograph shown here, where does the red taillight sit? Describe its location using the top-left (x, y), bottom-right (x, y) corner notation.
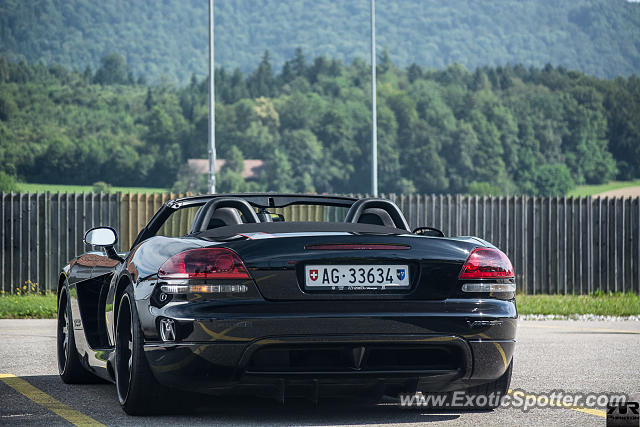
top-left (158, 248), bottom-right (250, 280)
top-left (305, 244), bottom-right (410, 250)
top-left (459, 248), bottom-right (514, 279)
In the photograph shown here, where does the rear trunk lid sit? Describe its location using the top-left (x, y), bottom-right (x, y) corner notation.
top-left (200, 222), bottom-right (482, 301)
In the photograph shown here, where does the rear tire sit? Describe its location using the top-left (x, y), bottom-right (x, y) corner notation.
top-left (409, 361), bottom-right (513, 410)
top-left (57, 288), bottom-right (99, 383)
top-left (115, 284), bottom-right (166, 415)
top-left (454, 360), bottom-right (513, 410)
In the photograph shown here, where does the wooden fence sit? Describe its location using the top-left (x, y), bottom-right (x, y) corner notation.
top-left (2, 192), bottom-right (639, 295)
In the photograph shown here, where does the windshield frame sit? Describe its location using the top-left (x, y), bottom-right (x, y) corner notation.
top-left (130, 194), bottom-right (358, 249)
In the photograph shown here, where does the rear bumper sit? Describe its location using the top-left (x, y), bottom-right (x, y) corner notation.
top-left (141, 298), bottom-right (517, 395)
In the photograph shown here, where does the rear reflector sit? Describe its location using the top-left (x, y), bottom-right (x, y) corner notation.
top-left (160, 284), bottom-right (248, 294)
top-left (158, 248), bottom-right (250, 280)
top-left (461, 283), bottom-right (516, 293)
top-left (459, 248), bottom-right (514, 279)
top-left (305, 244), bottom-right (410, 250)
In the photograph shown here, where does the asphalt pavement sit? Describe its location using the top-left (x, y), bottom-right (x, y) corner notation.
top-left (1, 319), bottom-right (638, 426)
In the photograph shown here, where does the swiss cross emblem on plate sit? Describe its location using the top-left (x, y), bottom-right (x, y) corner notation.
top-left (309, 269), bottom-right (319, 281)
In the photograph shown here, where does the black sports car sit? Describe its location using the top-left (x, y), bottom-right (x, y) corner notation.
top-left (56, 194), bottom-right (516, 414)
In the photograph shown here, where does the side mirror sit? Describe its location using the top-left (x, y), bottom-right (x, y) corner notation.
top-left (412, 227), bottom-right (445, 237)
top-left (84, 227), bottom-right (123, 262)
top-left (84, 227), bottom-right (118, 247)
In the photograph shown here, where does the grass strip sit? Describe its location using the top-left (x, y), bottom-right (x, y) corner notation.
top-left (567, 179), bottom-right (640, 197)
top-left (0, 294), bottom-right (58, 319)
top-left (517, 292), bottom-right (640, 317)
top-left (15, 182), bottom-right (169, 194)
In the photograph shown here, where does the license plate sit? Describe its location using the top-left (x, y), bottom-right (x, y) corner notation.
top-left (304, 264), bottom-right (410, 290)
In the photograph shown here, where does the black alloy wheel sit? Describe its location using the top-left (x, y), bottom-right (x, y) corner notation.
top-left (115, 284), bottom-right (166, 415)
top-left (115, 292), bottom-right (134, 405)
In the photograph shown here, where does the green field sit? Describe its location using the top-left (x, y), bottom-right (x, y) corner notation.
top-left (2, 292), bottom-right (638, 319)
top-left (567, 179), bottom-right (640, 197)
top-left (517, 292), bottom-right (640, 317)
top-left (15, 183), bottom-right (169, 194)
top-left (0, 294), bottom-right (58, 319)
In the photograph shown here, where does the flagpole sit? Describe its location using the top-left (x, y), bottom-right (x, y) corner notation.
top-left (208, 0), bottom-right (216, 194)
top-left (371, 0), bottom-right (378, 197)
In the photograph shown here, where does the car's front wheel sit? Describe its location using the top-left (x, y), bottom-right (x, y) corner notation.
top-left (115, 284), bottom-right (165, 415)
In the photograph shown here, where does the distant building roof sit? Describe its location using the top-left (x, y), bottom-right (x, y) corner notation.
top-left (187, 159), bottom-right (264, 180)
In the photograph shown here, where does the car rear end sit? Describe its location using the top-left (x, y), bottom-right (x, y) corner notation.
top-left (140, 226), bottom-right (517, 399)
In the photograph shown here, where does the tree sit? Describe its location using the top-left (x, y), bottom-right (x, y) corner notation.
top-left (377, 48), bottom-right (393, 74)
top-left (314, 107), bottom-right (358, 192)
top-left (562, 99), bottom-right (616, 184)
top-left (280, 61), bottom-right (295, 85)
top-left (93, 53), bottom-right (129, 85)
top-left (248, 50), bottom-right (274, 98)
top-left (292, 47), bottom-right (306, 79)
top-left (0, 57), bottom-right (9, 83)
top-left (82, 65), bottom-right (93, 82)
top-left (141, 106), bottom-right (185, 186)
top-left (172, 164), bottom-right (208, 194)
top-left (277, 92), bottom-right (324, 130)
top-left (308, 56), bottom-right (330, 84)
top-left (532, 164), bottom-right (575, 196)
top-left (263, 148), bottom-right (295, 192)
top-left (280, 129), bottom-right (322, 192)
top-left (404, 120), bottom-right (449, 193)
top-left (229, 68), bottom-right (249, 102)
top-left (1, 1), bottom-right (640, 82)
top-left (0, 171), bottom-right (18, 192)
top-left (92, 181), bottom-right (112, 193)
top-left (0, 52), bottom-right (636, 196)
top-left (603, 76), bottom-right (640, 179)
top-left (0, 91), bottom-right (17, 121)
top-left (407, 63), bottom-right (423, 84)
top-left (217, 146), bottom-right (255, 193)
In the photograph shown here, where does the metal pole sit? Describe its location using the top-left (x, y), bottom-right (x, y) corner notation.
top-left (208, 0), bottom-right (216, 194)
top-left (370, 0), bottom-right (378, 197)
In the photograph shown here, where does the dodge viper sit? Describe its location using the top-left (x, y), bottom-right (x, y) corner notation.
top-left (56, 194), bottom-right (517, 414)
